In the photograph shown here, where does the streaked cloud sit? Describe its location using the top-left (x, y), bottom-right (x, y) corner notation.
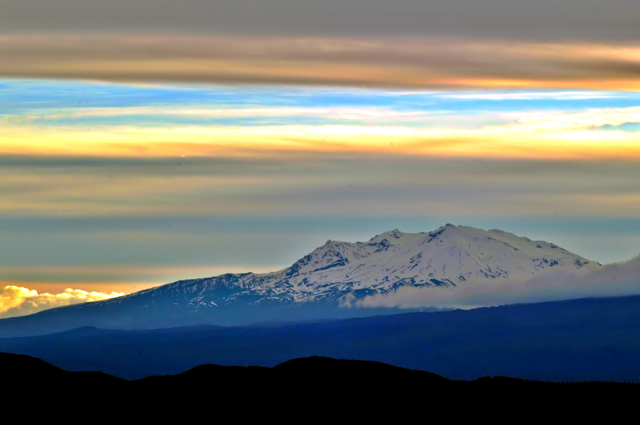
top-left (1, 35), bottom-right (640, 89)
top-left (436, 92), bottom-right (625, 100)
top-left (1, 78), bottom-right (639, 294)
top-left (0, 286), bottom-right (124, 319)
top-left (2, 115), bottom-right (639, 160)
top-left (510, 106), bottom-right (640, 132)
top-left (1, 153), bottom-right (638, 219)
top-left (0, 105), bottom-right (442, 125)
top-left (2, 78), bottom-right (639, 161)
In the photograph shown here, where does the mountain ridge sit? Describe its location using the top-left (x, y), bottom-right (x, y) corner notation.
top-left (4, 351), bottom-right (639, 418)
top-left (0, 224), bottom-right (603, 336)
top-left (105, 223), bottom-right (599, 306)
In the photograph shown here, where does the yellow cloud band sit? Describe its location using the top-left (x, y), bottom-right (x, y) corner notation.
top-left (0, 285), bottom-right (124, 319)
top-left (1, 122), bottom-right (639, 160)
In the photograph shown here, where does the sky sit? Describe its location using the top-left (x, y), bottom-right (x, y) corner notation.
top-left (0, 0), bottom-right (639, 318)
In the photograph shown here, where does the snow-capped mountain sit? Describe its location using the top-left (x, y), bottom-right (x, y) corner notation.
top-left (0, 224), bottom-right (603, 337)
top-left (106, 224), bottom-right (600, 308)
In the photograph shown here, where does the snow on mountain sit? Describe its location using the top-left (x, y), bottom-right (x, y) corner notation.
top-left (107, 224), bottom-right (600, 309)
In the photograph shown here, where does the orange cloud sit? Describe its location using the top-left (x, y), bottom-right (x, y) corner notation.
top-left (0, 265), bottom-right (284, 295)
top-left (0, 285), bottom-right (124, 319)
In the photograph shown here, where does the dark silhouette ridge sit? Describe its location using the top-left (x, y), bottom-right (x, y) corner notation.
top-left (2, 353), bottom-right (638, 420)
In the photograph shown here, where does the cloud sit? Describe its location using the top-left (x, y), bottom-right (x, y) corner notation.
top-left (436, 91), bottom-right (625, 100)
top-left (508, 106), bottom-right (640, 133)
top-left (1, 0), bottom-right (638, 41)
top-left (2, 112), bottom-right (640, 162)
top-left (1, 34), bottom-right (640, 90)
top-left (0, 153), bottom-right (639, 219)
top-left (0, 105), bottom-right (441, 125)
top-left (11, 103), bottom-right (640, 132)
top-left (0, 286), bottom-right (124, 319)
top-left (358, 255), bottom-right (640, 310)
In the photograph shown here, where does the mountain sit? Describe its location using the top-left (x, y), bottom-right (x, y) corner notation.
top-left (171, 223), bottom-right (598, 302)
top-left (0, 224), bottom-right (600, 336)
top-left (4, 353), bottom-right (638, 419)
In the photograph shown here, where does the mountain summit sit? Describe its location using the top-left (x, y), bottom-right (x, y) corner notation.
top-left (125, 224), bottom-right (596, 305)
top-left (0, 225), bottom-right (600, 336)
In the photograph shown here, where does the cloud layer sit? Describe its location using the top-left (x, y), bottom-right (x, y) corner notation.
top-left (1, 154), bottom-right (639, 218)
top-left (359, 256), bottom-right (640, 309)
top-left (0, 286), bottom-right (124, 319)
top-left (2, 0), bottom-right (638, 40)
top-left (1, 79), bottom-right (639, 292)
top-left (1, 34), bottom-right (639, 89)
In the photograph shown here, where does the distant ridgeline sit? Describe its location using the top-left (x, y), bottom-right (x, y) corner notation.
top-left (1, 296), bottom-right (640, 383)
top-left (0, 225), bottom-right (601, 337)
top-left (2, 353), bottom-right (639, 419)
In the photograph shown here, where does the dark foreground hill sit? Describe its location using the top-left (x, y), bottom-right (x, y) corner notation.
top-left (2, 295), bottom-right (640, 382)
top-left (1, 353), bottom-right (638, 419)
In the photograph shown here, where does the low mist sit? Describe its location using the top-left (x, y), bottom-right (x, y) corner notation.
top-left (358, 255), bottom-right (640, 310)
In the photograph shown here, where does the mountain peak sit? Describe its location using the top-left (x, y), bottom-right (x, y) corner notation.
top-left (76, 224), bottom-right (600, 320)
top-left (382, 229), bottom-right (404, 239)
top-left (368, 229), bottom-right (404, 243)
top-left (1, 223), bottom-right (608, 333)
top-left (255, 224), bottom-right (598, 302)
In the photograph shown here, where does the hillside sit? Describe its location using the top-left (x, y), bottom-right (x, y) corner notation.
top-left (2, 295), bottom-right (640, 382)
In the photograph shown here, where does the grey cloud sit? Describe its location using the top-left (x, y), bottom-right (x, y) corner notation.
top-left (1, 154), bottom-right (639, 207)
top-left (0, 154), bottom-right (297, 175)
top-left (1, 153), bottom-right (638, 176)
top-left (1, 0), bottom-right (638, 41)
top-left (1, 155), bottom-right (639, 271)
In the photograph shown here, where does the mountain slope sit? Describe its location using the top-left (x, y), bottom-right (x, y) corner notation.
top-left (2, 296), bottom-right (640, 382)
top-left (0, 224), bottom-right (601, 336)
